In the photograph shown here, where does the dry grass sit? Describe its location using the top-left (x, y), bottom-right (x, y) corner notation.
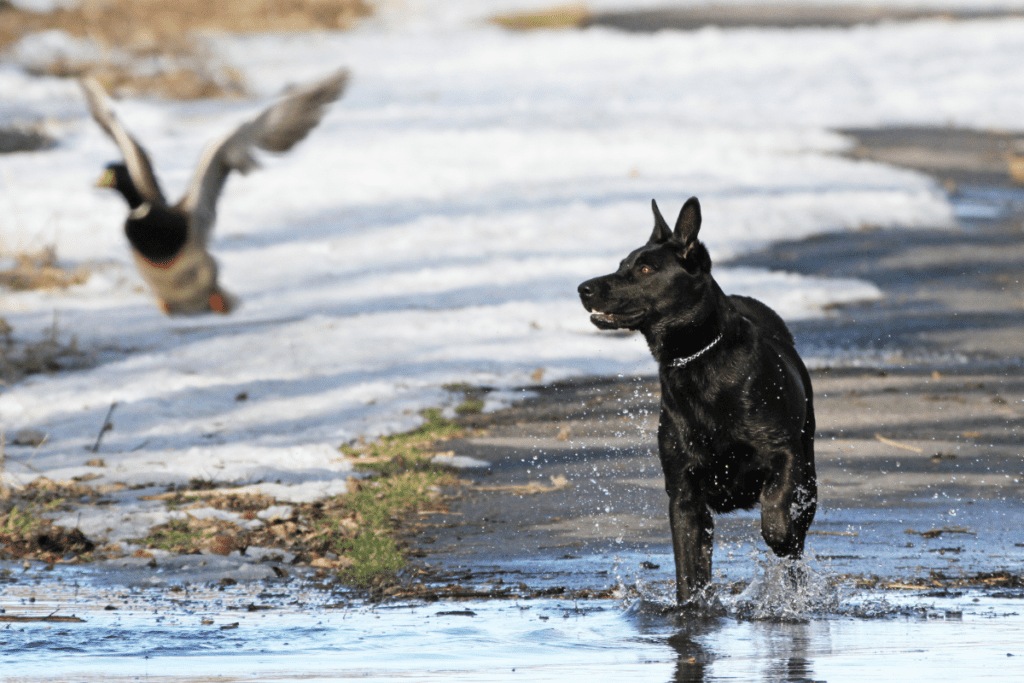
top-left (490, 3), bottom-right (590, 31)
top-left (28, 37), bottom-right (249, 100)
top-left (0, 0), bottom-right (372, 47)
top-left (0, 410), bottom-right (465, 582)
top-left (1010, 155), bottom-right (1024, 184)
top-left (0, 248), bottom-right (91, 385)
top-left (0, 249), bottom-right (92, 385)
top-left (0, 478), bottom-right (99, 563)
top-left (0, 247), bottom-right (89, 291)
top-left (0, 0), bottom-right (371, 99)
top-left (129, 462), bottom-right (457, 583)
top-left (0, 314), bottom-right (85, 386)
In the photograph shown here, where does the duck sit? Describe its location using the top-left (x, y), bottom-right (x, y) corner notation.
top-left (81, 69), bottom-right (349, 315)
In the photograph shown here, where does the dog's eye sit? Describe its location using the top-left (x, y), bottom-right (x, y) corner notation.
top-left (639, 265), bottom-right (653, 275)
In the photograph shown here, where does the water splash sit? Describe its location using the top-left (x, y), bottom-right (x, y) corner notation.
top-left (726, 554), bottom-right (841, 621)
top-left (622, 552), bottom-right (933, 623)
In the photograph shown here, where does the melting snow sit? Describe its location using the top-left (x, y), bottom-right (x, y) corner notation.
top-left (3, 2), bottom-right (1022, 543)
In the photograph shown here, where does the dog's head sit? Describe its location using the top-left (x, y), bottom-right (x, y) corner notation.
top-left (578, 197), bottom-right (713, 332)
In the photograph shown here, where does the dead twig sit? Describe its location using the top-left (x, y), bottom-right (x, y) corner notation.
top-left (24, 432), bottom-right (48, 473)
top-left (476, 475), bottom-right (569, 495)
top-left (0, 430), bottom-right (45, 484)
top-left (140, 487), bottom-right (241, 501)
top-left (874, 433), bottom-right (924, 453)
top-left (905, 526), bottom-right (976, 538)
top-left (88, 402), bottom-right (117, 453)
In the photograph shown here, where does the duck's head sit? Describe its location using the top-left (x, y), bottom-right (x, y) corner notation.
top-left (97, 163), bottom-right (145, 209)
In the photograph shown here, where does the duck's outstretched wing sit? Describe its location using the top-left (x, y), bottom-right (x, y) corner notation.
top-left (80, 78), bottom-right (167, 205)
top-left (179, 68), bottom-right (349, 240)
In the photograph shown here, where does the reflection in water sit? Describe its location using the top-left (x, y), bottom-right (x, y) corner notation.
top-left (663, 618), bottom-right (830, 683)
top-left (667, 620), bottom-right (713, 683)
top-left (623, 600), bottom-right (719, 682)
top-left (665, 619), bottom-right (830, 683)
top-left (760, 622), bottom-right (827, 683)
top-left (629, 553), bottom-right (840, 682)
top-left (626, 594), bottom-right (838, 683)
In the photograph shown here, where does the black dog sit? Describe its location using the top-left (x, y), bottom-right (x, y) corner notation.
top-left (578, 197), bottom-right (816, 606)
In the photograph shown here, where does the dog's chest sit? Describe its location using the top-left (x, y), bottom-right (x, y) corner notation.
top-left (656, 368), bottom-right (789, 462)
top-left (659, 369), bottom-right (745, 432)
top-left (657, 383), bottom-right (773, 510)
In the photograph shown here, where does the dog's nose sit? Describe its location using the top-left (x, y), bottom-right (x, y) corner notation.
top-left (578, 281), bottom-right (595, 298)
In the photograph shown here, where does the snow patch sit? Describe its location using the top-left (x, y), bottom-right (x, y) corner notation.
top-left (5, 6), bottom-right (1015, 543)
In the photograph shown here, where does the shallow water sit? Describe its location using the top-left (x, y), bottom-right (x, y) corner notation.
top-left (4, 559), bottom-right (1023, 682)
top-left (950, 184), bottom-right (1024, 221)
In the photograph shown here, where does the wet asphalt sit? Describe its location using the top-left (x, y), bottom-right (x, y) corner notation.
top-left (586, 5), bottom-right (1024, 32)
top-left (409, 128), bottom-right (1024, 593)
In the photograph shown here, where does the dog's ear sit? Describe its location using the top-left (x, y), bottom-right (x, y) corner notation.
top-left (649, 199), bottom-right (672, 244)
top-left (674, 197), bottom-right (701, 243)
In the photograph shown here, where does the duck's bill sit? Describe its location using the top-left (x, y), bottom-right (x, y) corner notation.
top-left (96, 168), bottom-right (116, 188)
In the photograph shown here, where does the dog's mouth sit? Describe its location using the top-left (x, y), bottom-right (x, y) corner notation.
top-left (587, 309), bottom-right (641, 330)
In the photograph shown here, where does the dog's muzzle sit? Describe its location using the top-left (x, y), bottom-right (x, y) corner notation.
top-left (577, 279), bottom-right (608, 324)
top-left (578, 278), bottom-right (640, 329)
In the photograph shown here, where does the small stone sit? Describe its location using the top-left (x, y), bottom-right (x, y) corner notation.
top-left (310, 556), bottom-right (354, 569)
top-left (206, 535), bottom-right (237, 556)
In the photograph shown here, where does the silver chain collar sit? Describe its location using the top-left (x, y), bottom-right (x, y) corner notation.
top-left (669, 332), bottom-right (724, 369)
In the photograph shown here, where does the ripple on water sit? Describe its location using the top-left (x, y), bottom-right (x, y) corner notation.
top-left (3, 564), bottom-right (1023, 681)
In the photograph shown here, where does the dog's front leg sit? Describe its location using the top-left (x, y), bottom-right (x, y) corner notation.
top-left (667, 486), bottom-right (714, 606)
top-left (759, 448), bottom-right (817, 559)
top-left (659, 413), bottom-right (715, 606)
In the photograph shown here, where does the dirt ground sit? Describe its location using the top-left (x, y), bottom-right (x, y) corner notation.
top-left (584, 3), bottom-right (1024, 31)
top-left (491, 3), bottom-right (1024, 32)
top-left (401, 127), bottom-right (1024, 595)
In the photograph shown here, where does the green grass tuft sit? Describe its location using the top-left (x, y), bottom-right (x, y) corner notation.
top-left (342, 531), bottom-right (406, 583)
top-left (132, 518), bottom-right (208, 553)
top-left (455, 397), bottom-right (485, 415)
top-left (327, 409), bottom-right (466, 582)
